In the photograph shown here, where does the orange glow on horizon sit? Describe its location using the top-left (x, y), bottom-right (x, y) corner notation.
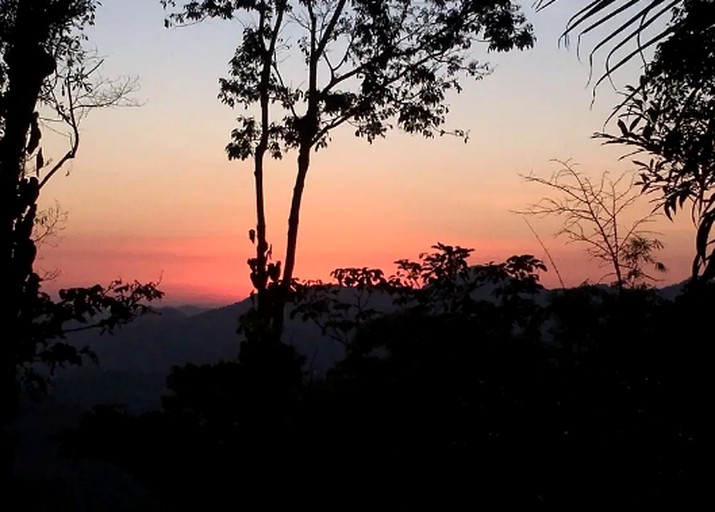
top-left (39, 225), bottom-right (696, 306)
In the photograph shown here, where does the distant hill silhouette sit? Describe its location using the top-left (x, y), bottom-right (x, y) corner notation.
top-left (9, 278), bottom-right (695, 509)
top-left (38, 278), bottom-right (690, 414)
top-left (52, 297), bottom-right (347, 413)
top-left (10, 296), bottom-right (348, 510)
top-left (158, 304), bottom-right (211, 317)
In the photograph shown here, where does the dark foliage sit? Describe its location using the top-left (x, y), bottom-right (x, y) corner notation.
top-left (535, 0), bottom-right (709, 93)
top-left (596, 2), bottom-right (715, 282)
top-left (62, 245), bottom-right (710, 509)
top-left (0, 1), bottom-right (163, 486)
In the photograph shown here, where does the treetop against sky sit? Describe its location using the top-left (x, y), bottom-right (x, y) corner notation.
top-left (35, 0), bottom-right (692, 305)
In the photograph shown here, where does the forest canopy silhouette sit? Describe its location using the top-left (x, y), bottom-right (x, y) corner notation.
top-left (2, 0), bottom-right (713, 510)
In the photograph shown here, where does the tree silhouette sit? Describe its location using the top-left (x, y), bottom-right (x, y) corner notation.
top-left (162, 0), bottom-right (535, 348)
top-left (0, 0), bottom-right (162, 478)
top-left (595, 3), bottom-right (715, 283)
top-left (60, 243), bottom-right (711, 508)
top-left (518, 160), bottom-right (666, 288)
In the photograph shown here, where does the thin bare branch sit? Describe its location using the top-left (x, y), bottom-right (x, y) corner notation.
top-left (517, 159), bottom-right (665, 288)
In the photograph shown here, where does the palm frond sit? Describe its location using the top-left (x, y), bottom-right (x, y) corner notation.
top-left (535, 0), bottom-right (684, 89)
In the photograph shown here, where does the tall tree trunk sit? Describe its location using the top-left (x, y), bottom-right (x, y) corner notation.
top-left (272, 7), bottom-right (320, 340)
top-left (243, 3), bottom-right (285, 346)
top-left (273, 140), bottom-right (311, 337)
top-left (0, 1), bottom-right (57, 481)
top-left (250, 135), bottom-right (270, 334)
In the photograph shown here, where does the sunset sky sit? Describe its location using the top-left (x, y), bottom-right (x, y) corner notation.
top-left (37, 0), bottom-right (696, 306)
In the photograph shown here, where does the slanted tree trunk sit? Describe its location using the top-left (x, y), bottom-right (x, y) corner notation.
top-left (271, 6), bottom-right (322, 341)
top-left (274, 133), bottom-right (312, 337)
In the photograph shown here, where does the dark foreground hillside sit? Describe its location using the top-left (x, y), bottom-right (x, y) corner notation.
top-left (9, 297), bottom-right (348, 511)
top-left (9, 271), bottom-right (711, 510)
